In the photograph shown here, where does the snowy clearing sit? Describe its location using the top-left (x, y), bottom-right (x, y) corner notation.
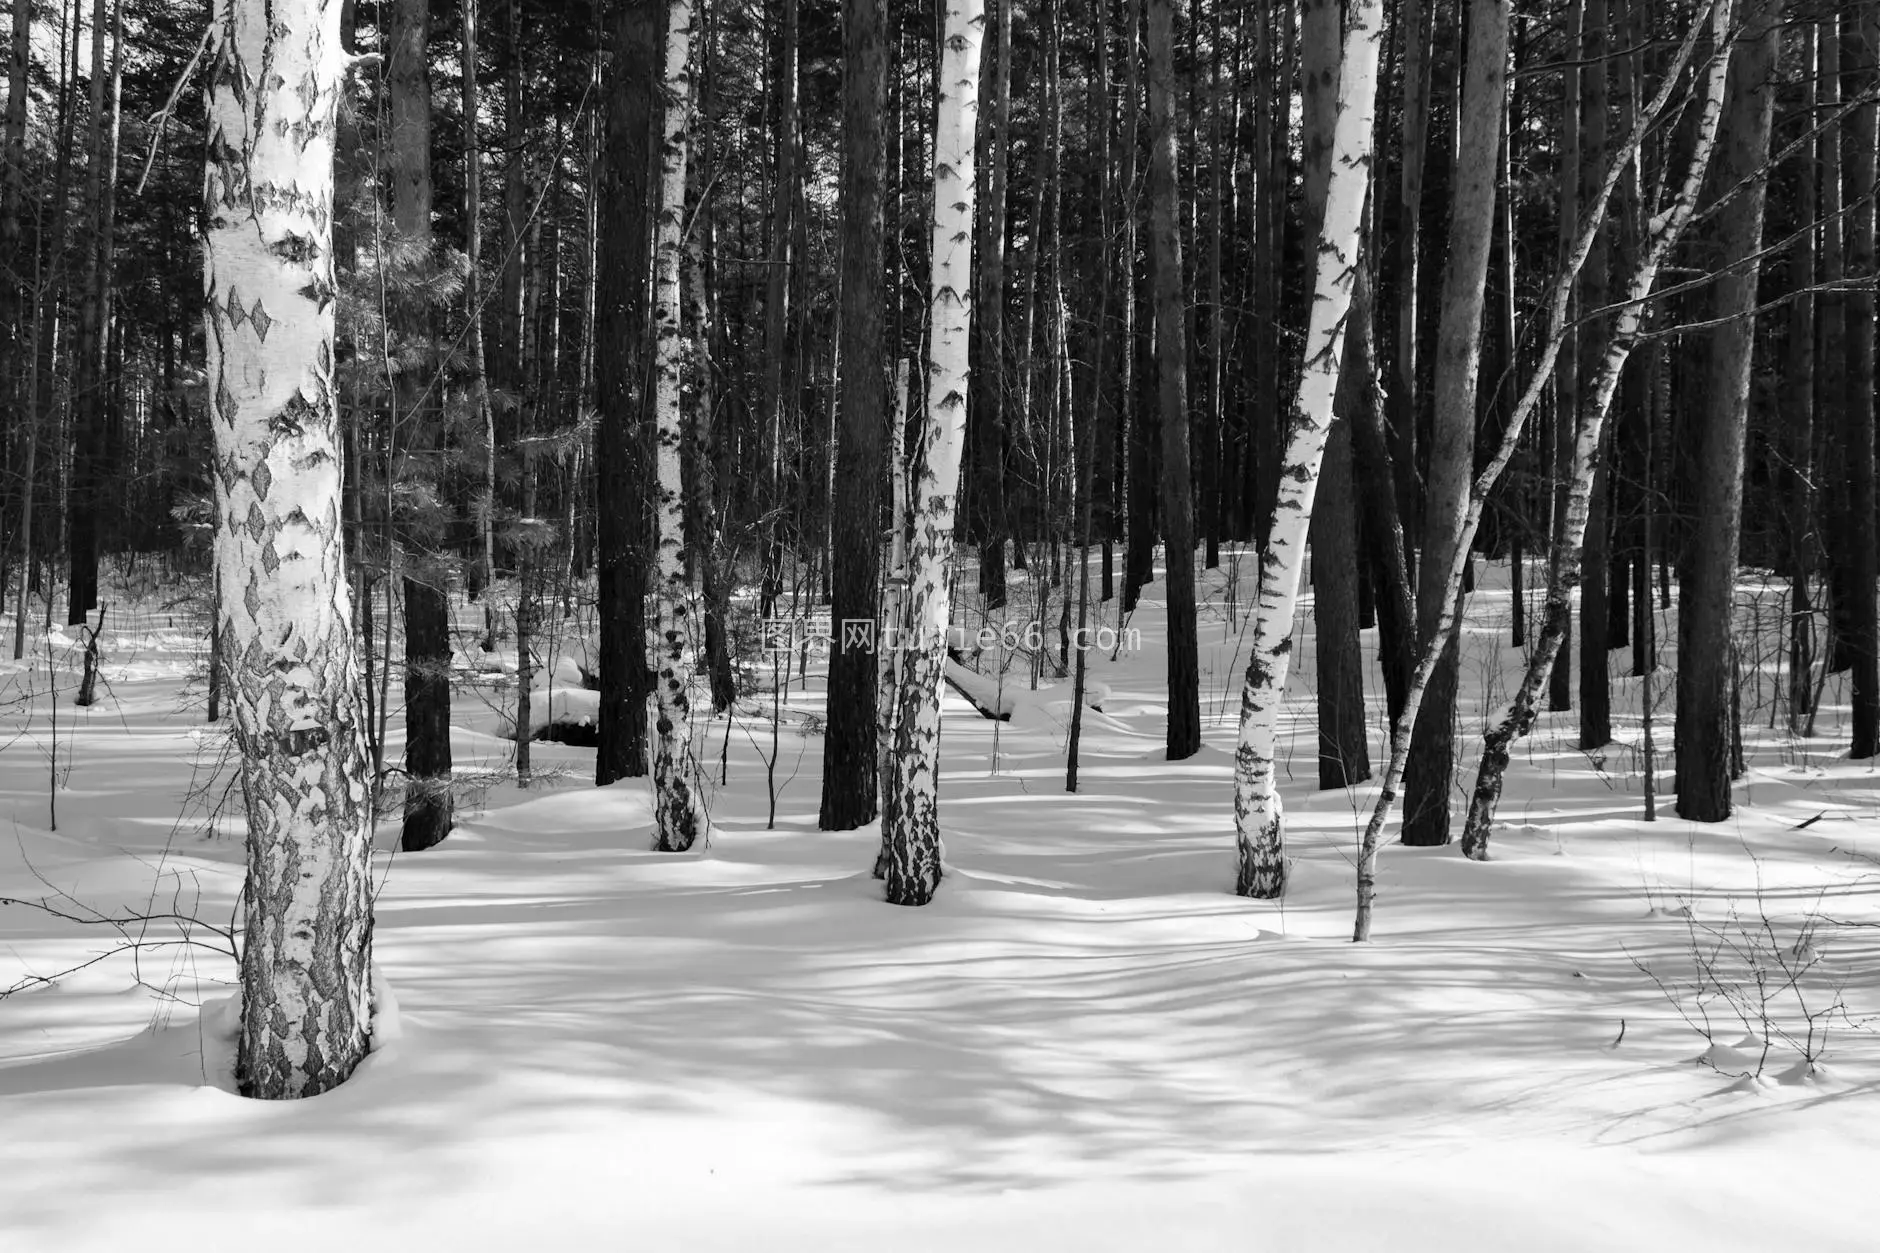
top-left (4, 559), bottom-right (1879, 1252)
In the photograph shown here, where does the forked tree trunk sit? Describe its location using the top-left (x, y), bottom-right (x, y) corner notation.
top-left (879, 0), bottom-right (983, 907)
top-left (1232, 0), bottom-right (1383, 899)
top-left (1146, 0), bottom-right (1199, 761)
top-left (205, 0), bottom-right (376, 1099)
top-left (1400, 0), bottom-right (1508, 848)
top-left (820, 0), bottom-right (888, 831)
top-left (1454, 0), bottom-right (1734, 863)
top-left (1674, 0), bottom-right (1777, 820)
top-left (649, 0), bottom-right (703, 852)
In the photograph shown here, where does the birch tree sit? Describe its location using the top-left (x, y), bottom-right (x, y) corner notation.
top-left (1446, 0), bottom-right (1736, 860)
top-left (1400, 0), bottom-right (1509, 848)
top-left (879, 0), bottom-right (984, 907)
top-left (650, 0), bottom-right (703, 852)
top-left (1349, 0), bottom-right (1732, 930)
top-left (205, 0), bottom-right (376, 1098)
top-left (1232, 0), bottom-right (1383, 899)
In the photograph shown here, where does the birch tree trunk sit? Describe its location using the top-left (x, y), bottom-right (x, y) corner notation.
top-left (877, 358), bottom-right (911, 834)
top-left (205, 0), bottom-right (376, 1098)
top-left (820, 0), bottom-right (888, 831)
top-left (1674, 0), bottom-right (1777, 820)
top-left (1343, 0), bottom-right (1730, 918)
top-left (879, 0), bottom-right (983, 907)
top-left (649, 0), bottom-right (702, 852)
top-left (1301, 0), bottom-right (1370, 791)
top-left (1232, 0), bottom-right (1383, 899)
top-left (1455, 0), bottom-right (1735, 861)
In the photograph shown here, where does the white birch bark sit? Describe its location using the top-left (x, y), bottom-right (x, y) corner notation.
top-left (881, 3), bottom-right (984, 906)
top-left (1349, 0), bottom-right (1732, 937)
top-left (1458, 0), bottom-right (1737, 859)
top-left (204, 0), bottom-right (375, 1097)
top-left (651, 0), bottom-right (703, 852)
top-left (878, 358), bottom-right (912, 812)
top-left (1232, 0), bottom-right (1384, 899)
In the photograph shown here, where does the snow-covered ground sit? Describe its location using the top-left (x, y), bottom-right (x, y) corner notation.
top-left (4, 556), bottom-right (1879, 1251)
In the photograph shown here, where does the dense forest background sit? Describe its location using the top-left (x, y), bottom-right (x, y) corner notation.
top-left (3, 1), bottom-right (1877, 926)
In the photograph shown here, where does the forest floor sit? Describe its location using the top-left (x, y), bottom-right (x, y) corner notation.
top-left (2, 554), bottom-right (1879, 1251)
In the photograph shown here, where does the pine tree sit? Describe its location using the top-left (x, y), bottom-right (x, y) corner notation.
top-left (820, 0), bottom-right (888, 831)
top-left (1674, 0), bottom-right (1777, 821)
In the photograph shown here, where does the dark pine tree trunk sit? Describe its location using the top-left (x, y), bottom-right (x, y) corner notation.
top-left (970, 0), bottom-right (1012, 610)
top-left (1146, 0), bottom-right (1199, 759)
top-left (1841, 7), bottom-right (1880, 758)
top-left (595, 0), bottom-right (658, 785)
top-left (393, 0), bottom-right (454, 853)
top-left (1674, 0), bottom-right (1776, 821)
top-left (819, 0), bottom-right (887, 830)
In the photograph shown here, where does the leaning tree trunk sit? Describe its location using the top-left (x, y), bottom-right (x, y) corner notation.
top-left (1146, 0), bottom-right (1200, 761)
top-left (649, 0), bottom-right (703, 852)
top-left (879, 0), bottom-right (984, 907)
top-left (1232, 0), bottom-right (1384, 899)
top-left (819, 0), bottom-right (888, 831)
top-left (1454, 0), bottom-right (1734, 863)
top-left (1674, 1), bottom-right (1777, 821)
top-left (206, 0), bottom-right (376, 1099)
top-left (1399, 0), bottom-right (1509, 848)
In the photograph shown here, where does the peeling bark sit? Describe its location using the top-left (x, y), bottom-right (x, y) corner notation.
top-left (206, 0), bottom-right (375, 1098)
top-left (1233, 0), bottom-right (1384, 899)
top-left (650, 0), bottom-right (703, 852)
top-left (880, 0), bottom-right (984, 907)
